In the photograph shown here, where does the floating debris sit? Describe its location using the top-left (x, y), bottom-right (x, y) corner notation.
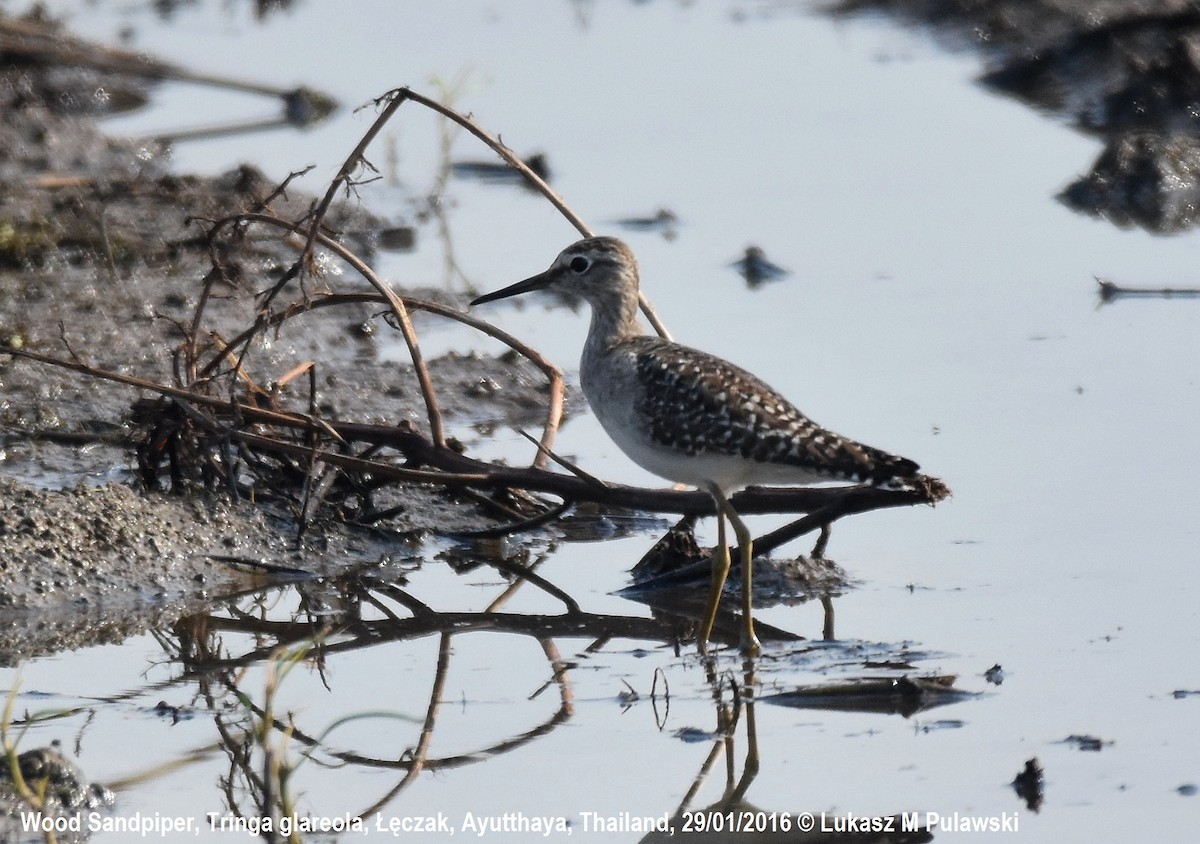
top-left (673, 726), bottom-right (719, 743)
top-left (1061, 734), bottom-right (1110, 751)
top-left (1096, 277), bottom-right (1200, 304)
top-left (917, 718), bottom-right (965, 732)
top-left (150, 700), bottom-right (194, 724)
top-left (282, 86), bottom-right (337, 128)
top-left (378, 225), bottom-right (416, 251)
top-left (764, 675), bottom-right (974, 718)
top-left (730, 245), bottom-right (789, 288)
top-left (1012, 757), bottom-right (1044, 813)
top-left (612, 208), bottom-right (679, 240)
top-left (451, 152), bottom-right (551, 185)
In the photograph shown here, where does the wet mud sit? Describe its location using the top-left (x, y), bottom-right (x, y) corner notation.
top-left (0, 10), bottom-right (557, 638)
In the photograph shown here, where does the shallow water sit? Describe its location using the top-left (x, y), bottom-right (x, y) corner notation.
top-left (7, 1), bottom-right (1200, 841)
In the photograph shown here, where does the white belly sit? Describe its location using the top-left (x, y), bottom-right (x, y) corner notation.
top-left (580, 335), bottom-right (837, 494)
top-left (592, 400), bottom-right (828, 493)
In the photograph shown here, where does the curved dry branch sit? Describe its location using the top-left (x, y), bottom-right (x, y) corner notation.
top-left (189, 277), bottom-right (564, 470)
top-left (185, 85), bottom-right (695, 464)
top-left (2, 346), bottom-right (947, 525)
top-left (372, 86), bottom-right (673, 341)
top-left (211, 405), bottom-right (947, 521)
top-left (213, 211), bottom-right (447, 445)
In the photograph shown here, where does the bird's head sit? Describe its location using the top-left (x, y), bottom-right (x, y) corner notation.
top-left (470, 236), bottom-right (639, 309)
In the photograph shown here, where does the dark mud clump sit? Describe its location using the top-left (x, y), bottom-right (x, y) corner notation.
top-left (0, 744), bottom-right (115, 844)
top-left (832, 0), bottom-right (1200, 233)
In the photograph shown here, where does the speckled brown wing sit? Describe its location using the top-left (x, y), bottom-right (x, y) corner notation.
top-left (628, 337), bottom-right (919, 484)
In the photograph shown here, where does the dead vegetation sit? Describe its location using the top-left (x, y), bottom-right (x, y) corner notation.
top-left (2, 84), bottom-right (948, 590)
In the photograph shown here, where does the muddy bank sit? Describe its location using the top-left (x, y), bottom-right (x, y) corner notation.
top-left (0, 9), bottom-right (559, 641)
top-left (0, 473), bottom-right (491, 661)
top-left (0, 477), bottom-right (277, 613)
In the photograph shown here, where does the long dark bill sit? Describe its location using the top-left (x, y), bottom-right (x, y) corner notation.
top-left (470, 271), bottom-right (555, 306)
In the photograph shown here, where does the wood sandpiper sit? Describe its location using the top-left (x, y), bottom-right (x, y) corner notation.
top-left (471, 236), bottom-right (921, 655)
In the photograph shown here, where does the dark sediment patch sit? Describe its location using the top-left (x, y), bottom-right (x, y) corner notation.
top-left (832, 0), bottom-right (1200, 233)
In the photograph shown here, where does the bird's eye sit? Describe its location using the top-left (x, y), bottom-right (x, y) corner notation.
top-left (569, 256), bottom-right (589, 273)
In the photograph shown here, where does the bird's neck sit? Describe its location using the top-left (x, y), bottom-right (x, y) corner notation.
top-left (583, 286), bottom-right (642, 359)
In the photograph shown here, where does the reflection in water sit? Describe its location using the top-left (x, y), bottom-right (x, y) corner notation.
top-left (0, 11), bottom-right (969, 836)
top-left (71, 552), bottom-right (957, 843)
top-left (625, 513), bottom-right (845, 646)
top-left (764, 675), bottom-right (975, 719)
top-left (152, 570), bottom-right (697, 831)
top-left (642, 657), bottom-right (934, 843)
top-left (2, 11), bottom-right (337, 147)
top-left (145, 86), bottom-right (337, 147)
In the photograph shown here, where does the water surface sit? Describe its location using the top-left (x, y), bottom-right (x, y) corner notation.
top-left (8, 1), bottom-right (1200, 841)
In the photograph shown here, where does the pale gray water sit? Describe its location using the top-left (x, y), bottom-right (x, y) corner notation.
top-left (8, 1), bottom-right (1200, 841)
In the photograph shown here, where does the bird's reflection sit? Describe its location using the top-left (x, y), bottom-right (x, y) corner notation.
top-left (125, 541), bottom-right (963, 842)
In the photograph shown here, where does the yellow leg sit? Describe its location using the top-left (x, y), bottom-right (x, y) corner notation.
top-left (812, 522), bottom-right (831, 560)
top-left (729, 657), bottom-right (761, 803)
top-left (698, 489), bottom-right (731, 651)
top-left (724, 501), bottom-right (761, 657)
top-left (708, 485), bottom-right (761, 657)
